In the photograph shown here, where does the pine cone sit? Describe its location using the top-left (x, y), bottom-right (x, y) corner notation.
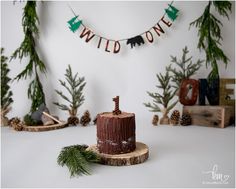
top-left (93, 115), bottom-right (98, 125)
top-left (13, 122), bottom-right (24, 131)
top-left (67, 116), bottom-right (79, 126)
top-left (180, 113), bottom-right (192, 126)
top-left (80, 110), bottom-right (91, 126)
top-left (170, 110), bottom-right (180, 125)
top-left (152, 115), bottom-right (159, 126)
top-left (9, 117), bottom-right (21, 127)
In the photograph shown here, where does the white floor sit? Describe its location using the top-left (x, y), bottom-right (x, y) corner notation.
top-left (1, 120), bottom-right (235, 188)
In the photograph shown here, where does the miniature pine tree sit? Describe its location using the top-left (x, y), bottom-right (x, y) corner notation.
top-left (189, 1), bottom-right (232, 80)
top-left (10, 1), bottom-right (46, 113)
top-left (166, 46), bottom-right (204, 90)
top-left (54, 65), bottom-right (86, 125)
top-left (144, 70), bottom-right (178, 125)
top-left (1, 48), bottom-right (13, 126)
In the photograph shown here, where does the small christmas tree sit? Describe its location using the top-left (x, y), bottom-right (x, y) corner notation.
top-left (144, 70), bottom-right (178, 125)
top-left (1, 48), bottom-right (13, 126)
top-left (54, 65), bottom-right (86, 125)
top-left (166, 46), bottom-right (203, 91)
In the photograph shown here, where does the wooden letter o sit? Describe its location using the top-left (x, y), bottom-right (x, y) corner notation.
top-left (179, 79), bottom-right (199, 105)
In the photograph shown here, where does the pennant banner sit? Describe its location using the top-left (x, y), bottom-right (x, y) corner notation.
top-left (67, 2), bottom-right (179, 54)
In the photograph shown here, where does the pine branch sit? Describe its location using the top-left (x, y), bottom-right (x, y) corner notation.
top-left (213, 1), bottom-right (232, 19)
top-left (57, 145), bottom-right (100, 177)
top-left (55, 90), bottom-right (72, 104)
top-left (10, 1), bottom-right (47, 113)
top-left (1, 48), bottom-right (13, 112)
top-left (189, 1), bottom-right (232, 79)
top-left (53, 102), bottom-right (70, 111)
top-left (27, 72), bottom-right (45, 112)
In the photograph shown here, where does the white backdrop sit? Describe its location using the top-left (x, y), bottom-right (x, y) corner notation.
top-left (1, 1), bottom-right (235, 122)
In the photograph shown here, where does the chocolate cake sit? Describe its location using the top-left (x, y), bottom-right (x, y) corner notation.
top-left (97, 112), bottom-right (136, 155)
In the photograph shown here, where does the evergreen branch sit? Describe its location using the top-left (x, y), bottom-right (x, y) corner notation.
top-left (167, 100), bottom-right (178, 112)
top-left (143, 102), bottom-right (162, 112)
top-left (10, 2), bottom-right (47, 113)
top-left (213, 1), bottom-right (232, 19)
top-left (57, 145), bottom-right (100, 177)
top-left (53, 102), bottom-right (70, 111)
top-left (59, 80), bottom-right (73, 96)
top-left (1, 48), bottom-right (13, 111)
top-left (189, 0), bottom-right (232, 79)
top-left (55, 90), bottom-right (72, 104)
top-left (27, 72), bottom-right (45, 112)
top-left (14, 60), bottom-right (34, 80)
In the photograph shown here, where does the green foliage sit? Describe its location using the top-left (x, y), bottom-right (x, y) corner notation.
top-left (10, 1), bottom-right (46, 113)
top-left (1, 48), bottom-right (13, 111)
top-left (28, 73), bottom-right (45, 112)
top-left (166, 46), bottom-right (204, 89)
top-left (57, 144), bottom-right (100, 177)
top-left (144, 70), bottom-right (178, 113)
top-left (189, 1), bottom-right (232, 80)
top-left (54, 65), bottom-right (86, 117)
top-left (23, 114), bottom-right (42, 126)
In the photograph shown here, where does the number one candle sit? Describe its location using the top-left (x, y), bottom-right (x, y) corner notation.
top-left (112, 96), bottom-right (122, 115)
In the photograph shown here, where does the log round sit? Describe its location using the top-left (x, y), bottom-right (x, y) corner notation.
top-left (22, 121), bottom-right (68, 132)
top-left (88, 142), bottom-right (149, 166)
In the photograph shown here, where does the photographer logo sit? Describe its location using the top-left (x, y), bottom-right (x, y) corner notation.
top-left (202, 164), bottom-right (230, 185)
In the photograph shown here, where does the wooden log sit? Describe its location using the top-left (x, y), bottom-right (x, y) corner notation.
top-left (22, 121), bottom-right (68, 132)
top-left (87, 142), bottom-right (149, 166)
top-left (183, 106), bottom-right (235, 128)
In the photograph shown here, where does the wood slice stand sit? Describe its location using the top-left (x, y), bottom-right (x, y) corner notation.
top-left (22, 121), bottom-right (68, 132)
top-left (88, 142), bottom-right (149, 166)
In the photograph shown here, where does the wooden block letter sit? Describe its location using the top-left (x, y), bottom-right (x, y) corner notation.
top-left (198, 79), bottom-right (219, 105)
top-left (220, 78), bottom-right (235, 106)
top-left (179, 79), bottom-right (199, 105)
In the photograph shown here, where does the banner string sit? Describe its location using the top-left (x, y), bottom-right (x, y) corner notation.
top-left (67, 1), bottom-right (174, 43)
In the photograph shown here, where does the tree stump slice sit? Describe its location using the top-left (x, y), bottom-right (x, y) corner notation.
top-left (87, 142), bottom-right (149, 166)
top-left (22, 121), bottom-right (68, 132)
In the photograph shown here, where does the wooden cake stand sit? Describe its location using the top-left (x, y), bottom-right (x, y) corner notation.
top-left (22, 121), bottom-right (68, 132)
top-left (87, 142), bottom-right (149, 166)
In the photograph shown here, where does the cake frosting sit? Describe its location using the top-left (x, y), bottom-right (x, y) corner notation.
top-left (96, 112), bottom-right (136, 155)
